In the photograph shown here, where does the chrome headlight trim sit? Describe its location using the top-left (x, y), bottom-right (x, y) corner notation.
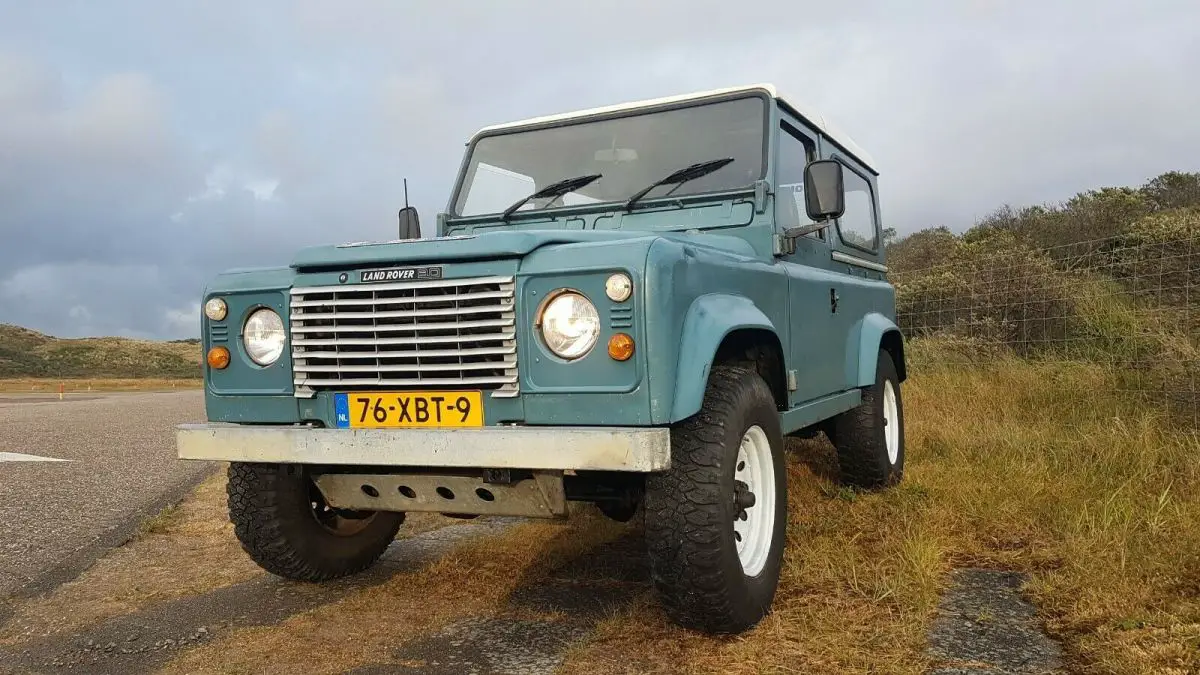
top-left (243, 307), bottom-right (286, 366)
top-left (536, 290), bottom-right (600, 360)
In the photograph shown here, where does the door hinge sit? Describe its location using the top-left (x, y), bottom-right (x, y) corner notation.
top-left (753, 179), bottom-right (769, 214)
top-left (787, 370), bottom-right (798, 391)
top-left (773, 234), bottom-right (796, 257)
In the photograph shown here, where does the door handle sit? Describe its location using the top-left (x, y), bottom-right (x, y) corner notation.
top-left (830, 288), bottom-right (839, 313)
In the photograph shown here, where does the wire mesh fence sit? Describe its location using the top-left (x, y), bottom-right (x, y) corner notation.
top-left (891, 227), bottom-right (1200, 426)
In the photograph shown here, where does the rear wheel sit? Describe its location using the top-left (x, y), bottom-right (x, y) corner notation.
top-left (644, 365), bottom-right (787, 634)
top-left (227, 462), bottom-right (404, 581)
top-left (832, 349), bottom-right (905, 488)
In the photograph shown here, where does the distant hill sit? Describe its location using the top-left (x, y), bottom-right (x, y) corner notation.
top-left (0, 324), bottom-right (202, 379)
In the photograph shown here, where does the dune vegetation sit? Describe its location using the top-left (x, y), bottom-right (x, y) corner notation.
top-left (0, 324), bottom-right (201, 384)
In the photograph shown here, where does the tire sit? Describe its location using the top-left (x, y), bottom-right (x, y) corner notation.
top-left (832, 348), bottom-right (905, 489)
top-left (644, 365), bottom-right (787, 634)
top-left (596, 496), bottom-right (640, 523)
top-left (227, 462), bottom-right (404, 581)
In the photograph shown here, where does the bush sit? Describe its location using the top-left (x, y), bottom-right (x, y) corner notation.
top-left (891, 174), bottom-right (1199, 425)
top-left (895, 230), bottom-right (1076, 355)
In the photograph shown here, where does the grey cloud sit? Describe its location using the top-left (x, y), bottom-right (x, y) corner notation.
top-left (0, 1), bottom-right (1198, 338)
top-left (1, 262), bottom-right (197, 339)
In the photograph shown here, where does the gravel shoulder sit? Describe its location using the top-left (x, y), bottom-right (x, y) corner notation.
top-left (0, 391), bottom-right (214, 602)
top-left (926, 569), bottom-right (1065, 674)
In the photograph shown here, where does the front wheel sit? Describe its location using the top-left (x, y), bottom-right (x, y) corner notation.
top-left (644, 365), bottom-right (787, 634)
top-left (227, 462), bottom-right (405, 581)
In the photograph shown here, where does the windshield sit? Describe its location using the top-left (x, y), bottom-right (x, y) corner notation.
top-left (451, 95), bottom-right (766, 217)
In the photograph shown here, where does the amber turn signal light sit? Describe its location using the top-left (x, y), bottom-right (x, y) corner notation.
top-left (207, 346), bottom-right (231, 370)
top-left (607, 333), bottom-right (635, 361)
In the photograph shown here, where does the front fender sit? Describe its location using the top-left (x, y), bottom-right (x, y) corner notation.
top-left (669, 293), bottom-right (779, 422)
top-left (847, 312), bottom-right (905, 387)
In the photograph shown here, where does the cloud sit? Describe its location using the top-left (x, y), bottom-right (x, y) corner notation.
top-left (163, 302), bottom-right (201, 338)
top-left (0, 263), bottom-right (186, 339)
top-left (0, 1), bottom-right (1197, 338)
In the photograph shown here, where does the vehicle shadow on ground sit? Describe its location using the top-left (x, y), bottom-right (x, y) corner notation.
top-left (786, 434), bottom-right (842, 483)
top-left (350, 524), bottom-right (652, 675)
top-left (0, 520), bottom-right (514, 675)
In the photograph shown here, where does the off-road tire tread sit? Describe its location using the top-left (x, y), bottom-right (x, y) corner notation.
top-left (645, 365), bottom-right (781, 633)
top-left (833, 349), bottom-right (903, 489)
top-left (227, 462), bottom-right (402, 582)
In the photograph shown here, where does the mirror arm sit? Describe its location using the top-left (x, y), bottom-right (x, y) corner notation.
top-left (782, 220), bottom-right (830, 239)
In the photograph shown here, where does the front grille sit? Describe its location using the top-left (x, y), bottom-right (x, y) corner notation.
top-left (290, 275), bottom-right (518, 398)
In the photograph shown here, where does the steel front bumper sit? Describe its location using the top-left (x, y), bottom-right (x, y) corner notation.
top-left (175, 423), bottom-right (672, 472)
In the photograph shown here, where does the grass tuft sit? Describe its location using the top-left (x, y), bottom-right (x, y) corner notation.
top-left (135, 503), bottom-right (183, 538)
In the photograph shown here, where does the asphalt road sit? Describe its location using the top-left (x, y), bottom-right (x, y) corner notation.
top-left (0, 391), bottom-right (213, 601)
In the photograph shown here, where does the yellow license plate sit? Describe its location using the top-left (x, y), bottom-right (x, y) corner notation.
top-left (334, 391), bottom-right (483, 428)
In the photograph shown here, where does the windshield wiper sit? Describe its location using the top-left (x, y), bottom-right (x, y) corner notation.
top-left (623, 157), bottom-right (735, 211)
top-left (500, 173), bottom-right (603, 220)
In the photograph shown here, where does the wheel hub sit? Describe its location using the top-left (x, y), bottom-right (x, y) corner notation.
top-left (732, 425), bottom-right (776, 577)
top-left (309, 482), bottom-right (376, 536)
top-left (733, 479), bottom-right (756, 520)
top-left (883, 380), bottom-right (900, 465)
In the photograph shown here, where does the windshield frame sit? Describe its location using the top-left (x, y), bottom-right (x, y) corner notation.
top-left (445, 90), bottom-right (772, 221)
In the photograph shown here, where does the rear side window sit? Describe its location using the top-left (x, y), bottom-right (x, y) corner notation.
top-left (836, 166), bottom-right (878, 251)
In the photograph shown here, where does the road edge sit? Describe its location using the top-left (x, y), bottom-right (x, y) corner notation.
top-left (0, 461), bottom-right (220, 626)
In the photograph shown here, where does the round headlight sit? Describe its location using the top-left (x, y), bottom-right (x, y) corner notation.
top-left (605, 273), bottom-right (633, 302)
top-left (243, 308), bottom-right (286, 366)
top-left (204, 297), bottom-right (227, 321)
top-left (539, 291), bottom-right (600, 360)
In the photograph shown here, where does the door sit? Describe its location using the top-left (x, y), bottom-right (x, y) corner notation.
top-left (774, 123), bottom-right (846, 405)
top-left (823, 152), bottom-right (887, 391)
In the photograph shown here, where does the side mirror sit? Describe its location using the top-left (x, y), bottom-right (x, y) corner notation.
top-left (803, 159), bottom-right (846, 222)
top-left (398, 206), bottom-right (421, 240)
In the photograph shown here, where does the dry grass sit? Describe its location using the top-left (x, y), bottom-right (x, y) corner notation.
top-left (159, 509), bottom-right (629, 675)
top-left (0, 378), bottom-right (202, 393)
top-left (5, 347), bottom-right (1196, 673)
top-left (0, 469), bottom-right (453, 646)
top-left (561, 343), bottom-right (1200, 674)
top-left (0, 470), bottom-right (262, 644)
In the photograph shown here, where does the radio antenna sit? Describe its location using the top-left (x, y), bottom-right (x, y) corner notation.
top-left (403, 178), bottom-right (410, 209)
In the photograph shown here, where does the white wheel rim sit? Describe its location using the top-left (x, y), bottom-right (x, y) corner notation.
top-left (734, 425), bottom-right (776, 577)
top-left (883, 380), bottom-right (899, 465)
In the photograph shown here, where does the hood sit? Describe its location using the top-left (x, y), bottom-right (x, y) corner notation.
top-left (290, 229), bottom-right (654, 270)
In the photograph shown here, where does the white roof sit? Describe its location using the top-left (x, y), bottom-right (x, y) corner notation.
top-left (472, 83), bottom-right (877, 172)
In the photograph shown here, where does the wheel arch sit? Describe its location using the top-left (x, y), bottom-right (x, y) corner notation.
top-left (850, 313), bottom-right (907, 388)
top-left (669, 294), bottom-right (786, 422)
top-left (880, 328), bottom-right (907, 382)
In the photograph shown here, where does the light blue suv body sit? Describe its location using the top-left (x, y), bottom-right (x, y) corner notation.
top-left (178, 84), bottom-right (906, 634)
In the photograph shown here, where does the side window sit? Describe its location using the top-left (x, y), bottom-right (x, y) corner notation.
top-left (836, 165), bottom-right (878, 251)
top-left (774, 126), bottom-right (821, 238)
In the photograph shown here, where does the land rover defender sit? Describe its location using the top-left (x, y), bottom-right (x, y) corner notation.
top-left (178, 83), bottom-right (907, 634)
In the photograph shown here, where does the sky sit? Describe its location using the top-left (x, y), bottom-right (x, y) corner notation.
top-left (1, 1), bottom-right (1198, 339)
